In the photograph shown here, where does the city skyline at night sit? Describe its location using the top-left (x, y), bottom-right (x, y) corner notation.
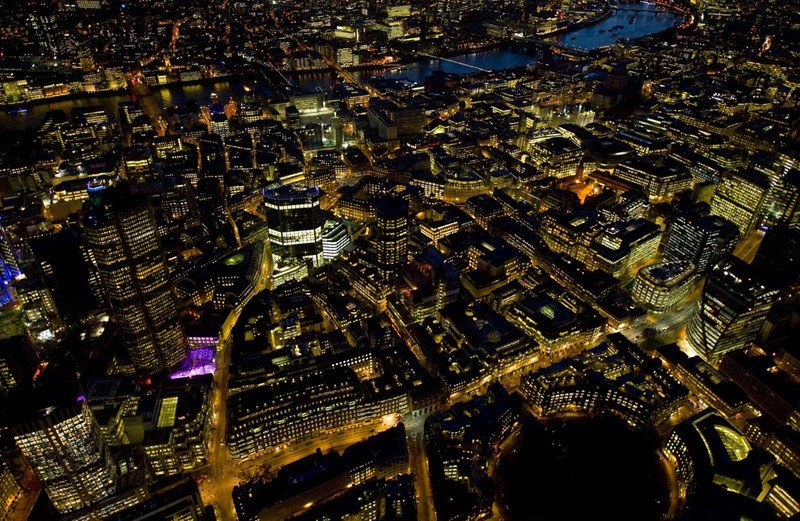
top-left (0, 0), bottom-right (799, 520)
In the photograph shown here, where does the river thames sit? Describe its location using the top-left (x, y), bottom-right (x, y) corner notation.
top-left (0, 2), bottom-right (680, 133)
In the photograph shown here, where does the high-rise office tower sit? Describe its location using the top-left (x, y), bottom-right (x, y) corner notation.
top-left (710, 169), bottom-right (770, 237)
top-left (263, 184), bottom-right (324, 267)
top-left (663, 211), bottom-right (739, 273)
top-left (84, 182), bottom-right (185, 373)
top-left (11, 383), bottom-right (116, 514)
top-left (686, 256), bottom-right (778, 363)
top-left (375, 196), bottom-right (409, 281)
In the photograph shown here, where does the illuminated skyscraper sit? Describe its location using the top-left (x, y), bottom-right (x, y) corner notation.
top-left (84, 182), bottom-right (186, 373)
top-left (663, 211), bottom-right (739, 274)
top-left (11, 391), bottom-right (116, 514)
top-left (263, 184), bottom-right (324, 267)
top-left (375, 196), bottom-right (409, 281)
top-left (686, 256), bottom-right (778, 363)
top-left (710, 170), bottom-right (769, 237)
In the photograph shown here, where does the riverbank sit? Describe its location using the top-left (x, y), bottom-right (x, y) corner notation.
top-left (406, 41), bottom-right (506, 62)
top-left (0, 87), bottom-right (128, 111)
top-left (145, 72), bottom-right (245, 92)
top-left (540, 4), bottom-right (613, 39)
top-left (288, 41), bottom-right (510, 74)
top-left (0, 72), bottom-right (248, 111)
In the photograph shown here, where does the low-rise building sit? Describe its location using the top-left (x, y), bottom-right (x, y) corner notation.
top-left (631, 261), bottom-right (696, 313)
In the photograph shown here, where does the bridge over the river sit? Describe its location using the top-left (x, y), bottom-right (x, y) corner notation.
top-left (417, 53), bottom-right (490, 72)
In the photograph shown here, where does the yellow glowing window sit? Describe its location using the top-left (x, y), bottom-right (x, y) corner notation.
top-left (714, 425), bottom-right (750, 462)
top-left (157, 396), bottom-right (179, 428)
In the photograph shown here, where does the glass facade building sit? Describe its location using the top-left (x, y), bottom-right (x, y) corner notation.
top-left (375, 196), bottom-right (409, 281)
top-left (687, 256), bottom-right (778, 363)
top-left (663, 212), bottom-right (739, 274)
top-left (12, 402), bottom-right (116, 514)
top-left (263, 184), bottom-right (324, 267)
top-left (710, 170), bottom-right (770, 238)
top-left (84, 183), bottom-right (186, 373)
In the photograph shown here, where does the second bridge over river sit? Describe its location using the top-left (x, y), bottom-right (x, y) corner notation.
top-left (416, 52), bottom-right (490, 72)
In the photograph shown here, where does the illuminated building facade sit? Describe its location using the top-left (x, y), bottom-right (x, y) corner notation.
top-left (226, 367), bottom-right (409, 458)
top-left (663, 212), bottom-right (739, 273)
top-left (710, 170), bottom-right (770, 237)
top-left (141, 376), bottom-right (212, 477)
top-left (614, 156), bottom-right (693, 199)
top-left (528, 136), bottom-right (584, 178)
top-left (322, 218), bottom-right (350, 261)
top-left (631, 261), bottom-right (696, 313)
top-left (664, 411), bottom-right (772, 499)
top-left (84, 183), bottom-right (186, 374)
top-left (687, 256), bottom-right (778, 363)
top-left (420, 218), bottom-right (460, 245)
top-left (0, 459), bottom-right (21, 519)
top-left (263, 184), bottom-right (324, 267)
top-left (519, 336), bottom-right (686, 428)
top-left (375, 196), bottom-right (409, 281)
top-left (12, 402), bottom-right (116, 514)
top-left (588, 218), bottom-right (661, 279)
top-left (122, 145), bottom-right (152, 178)
top-left (765, 470), bottom-right (800, 519)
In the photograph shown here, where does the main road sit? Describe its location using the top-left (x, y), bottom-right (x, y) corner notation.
top-left (7, 484), bottom-right (40, 521)
top-left (733, 229), bottom-right (764, 264)
top-left (203, 419), bottom-right (399, 519)
top-left (200, 239), bottom-right (271, 520)
top-left (405, 413), bottom-right (435, 521)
